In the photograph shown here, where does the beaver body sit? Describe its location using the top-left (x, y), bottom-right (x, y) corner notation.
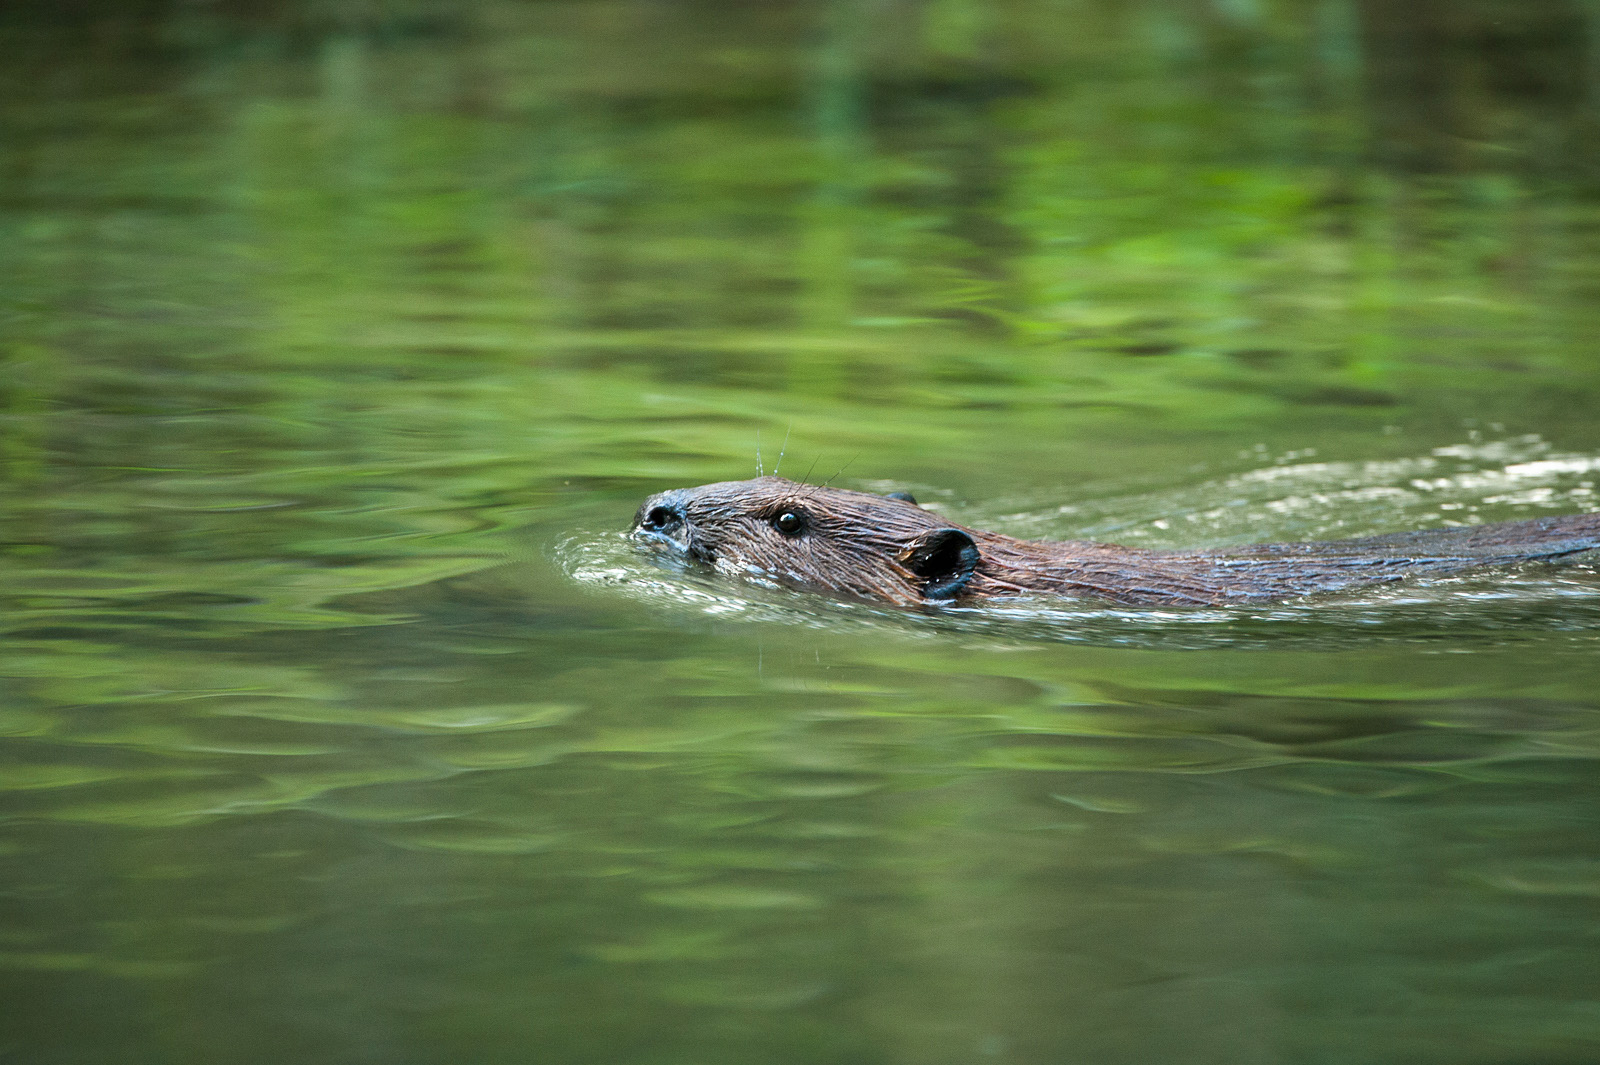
top-left (631, 476), bottom-right (1600, 607)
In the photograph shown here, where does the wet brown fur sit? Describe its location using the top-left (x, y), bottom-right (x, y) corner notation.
top-left (632, 476), bottom-right (1600, 607)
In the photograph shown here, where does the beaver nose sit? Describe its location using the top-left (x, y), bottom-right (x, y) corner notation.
top-left (640, 504), bottom-right (680, 530)
top-left (635, 497), bottom-right (686, 536)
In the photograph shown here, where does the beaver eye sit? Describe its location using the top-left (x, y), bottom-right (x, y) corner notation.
top-left (772, 511), bottom-right (804, 536)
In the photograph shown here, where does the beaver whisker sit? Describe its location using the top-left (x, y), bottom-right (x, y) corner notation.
top-left (772, 425), bottom-right (792, 479)
top-left (822, 457), bottom-right (856, 489)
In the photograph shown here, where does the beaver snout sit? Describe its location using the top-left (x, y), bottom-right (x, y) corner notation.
top-left (632, 490), bottom-right (707, 560)
top-left (635, 498), bottom-right (684, 537)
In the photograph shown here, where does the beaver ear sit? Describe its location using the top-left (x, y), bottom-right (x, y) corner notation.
top-left (885, 491), bottom-right (919, 505)
top-left (898, 528), bottom-right (979, 601)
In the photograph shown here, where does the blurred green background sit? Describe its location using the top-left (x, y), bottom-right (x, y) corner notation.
top-left (3, 2), bottom-right (1600, 1063)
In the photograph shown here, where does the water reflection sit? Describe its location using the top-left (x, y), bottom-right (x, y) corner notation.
top-left (3, 2), bottom-right (1600, 1063)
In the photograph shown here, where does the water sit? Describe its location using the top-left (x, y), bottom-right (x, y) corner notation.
top-left (3, 3), bottom-right (1600, 1063)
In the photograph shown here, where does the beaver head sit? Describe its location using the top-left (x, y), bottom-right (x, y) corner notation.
top-left (631, 476), bottom-right (980, 605)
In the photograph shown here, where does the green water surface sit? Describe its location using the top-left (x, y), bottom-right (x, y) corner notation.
top-left (3, 3), bottom-right (1600, 1063)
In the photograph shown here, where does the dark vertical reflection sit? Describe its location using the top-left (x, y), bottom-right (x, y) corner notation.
top-left (1310, 0), bottom-right (1364, 167)
top-left (802, 0), bottom-right (869, 333)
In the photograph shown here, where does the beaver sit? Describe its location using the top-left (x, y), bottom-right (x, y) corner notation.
top-left (631, 475), bottom-right (1600, 607)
